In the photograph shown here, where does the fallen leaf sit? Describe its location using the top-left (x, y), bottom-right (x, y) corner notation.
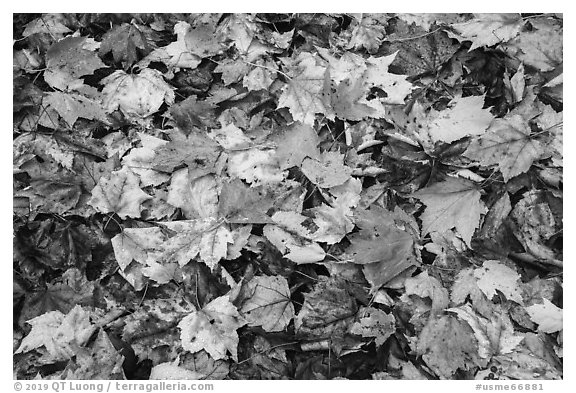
top-left (16, 305), bottom-right (95, 361)
top-left (448, 13), bottom-right (525, 51)
top-left (301, 151), bottom-right (352, 188)
top-left (278, 52), bottom-right (333, 125)
top-left (238, 275), bottom-right (295, 332)
top-left (89, 166), bottom-right (152, 219)
top-left (101, 69), bottom-right (175, 122)
top-left (44, 92), bottom-right (108, 128)
top-left (344, 14), bottom-right (387, 53)
top-left (465, 114), bottom-right (545, 181)
top-left (273, 122), bottom-right (320, 170)
top-left (404, 271), bottom-right (449, 311)
top-left (100, 23), bottom-right (152, 69)
top-left (178, 295), bottom-right (246, 361)
top-left (295, 276), bottom-right (357, 338)
top-left (349, 306), bottom-right (395, 346)
top-left (474, 260), bottom-right (524, 304)
top-left (448, 304), bottom-right (523, 358)
top-left (500, 17), bottom-right (562, 72)
top-left (412, 177), bottom-right (485, 246)
top-left (167, 172), bottom-right (218, 219)
top-left (426, 95), bottom-right (493, 143)
top-left (525, 299), bottom-right (562, 333)
top-left (152, 131), bottom-right (222, 180)
top-left (417, 313), bottom-right (480, 379)
top-left (122, 133), bottom-right (170, 187)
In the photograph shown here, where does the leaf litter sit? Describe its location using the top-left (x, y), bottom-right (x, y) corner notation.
top-left (13, 13), bottom-right (562, 381)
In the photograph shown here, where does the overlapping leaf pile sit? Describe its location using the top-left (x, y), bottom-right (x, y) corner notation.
top-left (13, 13), bottom-right (563, 380)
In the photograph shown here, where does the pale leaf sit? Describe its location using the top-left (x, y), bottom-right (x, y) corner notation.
top-left (89, 166), bottom-right (152, 219)
top-left (474, 260), bottom-right (523, 304)
top-left (525, 299), bottom-right (562, 333)
top-left (412, 177), bottom-right (485, 246)
top-left (465, 115), bottom-right (545, 181)
top-left (449, 13), bottom-right (525, 51)
top-left (426, 95), bottom-right (493, 143)
top-left (178, 295), bottom-right (246, 361)
top-left (239, 275), bottom-right (295, 332)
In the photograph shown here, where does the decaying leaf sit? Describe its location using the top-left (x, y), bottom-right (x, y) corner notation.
top-left (465, 115), bottom-right (545, 182)
top-left (417, 313), bottom-right (480, 379)
top-left (294, 276), bottom-right (357, 339)
top-left (349, 306), bottom-right (395, 346)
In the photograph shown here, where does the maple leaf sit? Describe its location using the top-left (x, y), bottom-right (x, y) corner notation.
top-left (294, 276), bottom-right (357, 338)
top-left (500, 17), bottom-right (562, 72)
top-left (167, 171), bottom-right (218, 219)
top-left (273, 122), bottom-right (320, 170)
top-left (60, 329), bottom-right (126, 379)
top-left (238, 275), bottom-right (295, 332)
top-left (525, 299), bottom-right (562, 333)
top-left (218, 179), bottom-right (274, 224)
top-left (448, 304), bottom-right (523, 359)
top-left (122, 133), bottom-right (170, 187)
top-left (345, 14), bottom-right (388, 53)
top-left (451, 268), bottom-right (493, 318)
top-left (100, 23), bottom-right (152, 69)
top-left (404, 271), bottom-right (449, 311)
top-left (169, 95), bottom-right (219, 133)
top-left (412, 177), bottom-right (485, 246)
top-left (139, 21), bottom-right (202, 71)
top-left (417, 313), bottom-right (480, 379)
top-left (307, 202), bottom-right (355, 244)
top-left (278, 52), bottom-right (333, 125)
top-left (184, 20), bottom-right (224, 58)
top-left (387, 19), bottom-right (460, 78)
top-left (111, 227), bottom-right (164, 270)
top-left (349, 306), bottom-right (395, 346)
top-left (465, 115), bottom-right (545, 182)
top-left (361, 52), bottom-right (414, 109)
top-left (347, 205), bottom-right (414, 265)
top-left (228, 148), bottom-right (286, 185)
top-left (23, 14), bottom-right (72, 37)
top-left (448, 13), bottom-right (525, 51)
top-left (243, 59), bottom-right (278, 91)
top-left (332, 77), bottom-right (376, 121)
top-left (263, 221), bottom-right (326, 265)
top-left (178, 295), bottom-right (246, 361)
top-left (301, 151), bottom-right (352, 188)
top-left (44, 91), bottom-right (108, 127)
top-left (44, 36), bottom-right (107, 91)
top-left (101, 69), bottom-right (175, 122)
top-left (473, 260), bottom-right (524, 304)
top-left (16, 305), bottom-right (96, 361)
top-left (209, 123), bottom-right (252, 151)
top-left (89, 166), bottom-right (152, 219)
top-left (152, 131), bottom-right (222, 181)
top-left (425, 95), bottom-right (493, 143)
